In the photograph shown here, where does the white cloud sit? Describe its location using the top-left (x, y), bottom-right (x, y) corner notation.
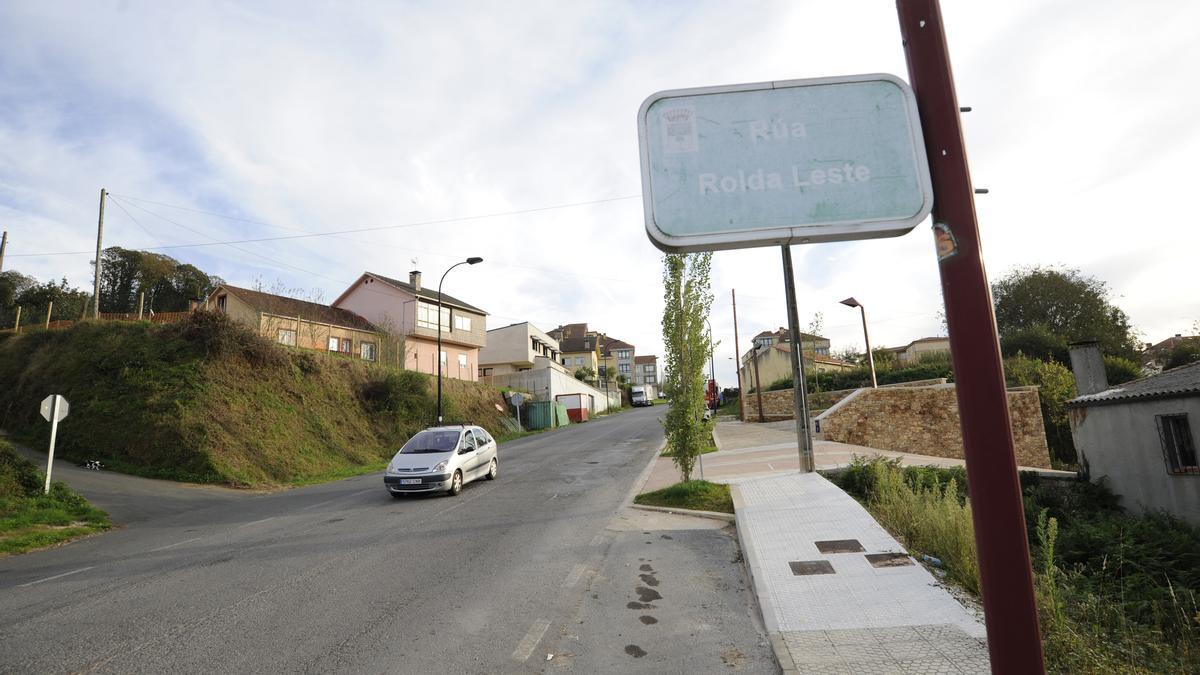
top-left (1, 0), bottom-right (1197, 388)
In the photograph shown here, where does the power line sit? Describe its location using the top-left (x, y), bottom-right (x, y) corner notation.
top-left (9, 193), bottom-right (641, 258)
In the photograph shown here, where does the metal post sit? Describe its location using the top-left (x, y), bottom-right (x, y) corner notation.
top-left (93, 189), bottom-right (106, 319)
top-left (897, 1), bottom-right (1044, 671)
top-left (731, 289), bottom-right (747, 421)
top-left (861, 306), bottom-right (878, 388)
top-left (751, 338), bottom-right (766, 422)
top-left (44, 301), bottom-right (52, 329)
top-left (44, 396), bottom-right (60, 494)
top-left (781, 246), bottom-right (814, 472)
top-left (0, 230), bottom-right (7, 272)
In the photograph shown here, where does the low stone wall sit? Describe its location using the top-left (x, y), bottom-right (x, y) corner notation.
top-left (816, 384), bottom-right (1052, 469)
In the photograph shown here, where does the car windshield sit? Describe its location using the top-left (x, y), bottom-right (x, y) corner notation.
top-left (398, 430), bottom-right (461, 454)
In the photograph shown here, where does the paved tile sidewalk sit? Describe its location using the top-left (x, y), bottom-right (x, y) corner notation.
top-left (733, 472), bottom-right (990, 673)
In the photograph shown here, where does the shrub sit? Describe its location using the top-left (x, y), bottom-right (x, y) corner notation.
top-left (1004, 354), bottom-right (1078, 466)
top-left (1103, 355), bottom-right (1142, 385)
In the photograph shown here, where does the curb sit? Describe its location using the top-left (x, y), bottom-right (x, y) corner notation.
top-left (621, 437), bottom-right (668, 509)
top-left (731, 483), bottom-right (800, 674)
top-left (627, 503), bottom-right (735, 522)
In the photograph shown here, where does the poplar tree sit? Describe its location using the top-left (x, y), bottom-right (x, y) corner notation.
top-left (661, 252), bottom-right (713, 481)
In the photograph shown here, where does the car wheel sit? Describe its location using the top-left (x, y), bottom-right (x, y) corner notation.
top-left (484, 458), bottom-right (498, 480)
top-left (448, 470), bottom-right (463, 496)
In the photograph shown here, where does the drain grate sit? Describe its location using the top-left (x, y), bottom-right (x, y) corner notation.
top-left (865, 552), bottom-right (914, 568)
top-left (788, 560), bottom-right (836, 576)
top-left (814, 539), bottom-right (865, 554)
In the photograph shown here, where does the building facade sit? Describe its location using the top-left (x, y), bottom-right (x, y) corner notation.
top-left (478, 322), bottom-right (563, 377)
top-left (332, 271), bottom-right (487, 381)
top-left (633, 355), bottom-right (658, 386)
top-left (1066, 342), bottom-right (1200, 523)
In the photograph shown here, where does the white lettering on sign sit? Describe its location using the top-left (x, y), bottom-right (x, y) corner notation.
top-left (749, 119), bottom-right (807, 143)
top-left (699, 164), bottom-right (872, 195)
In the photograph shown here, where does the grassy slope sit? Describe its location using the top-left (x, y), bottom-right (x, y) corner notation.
top-left (0, 314), bottom-right (509, 487)
top-left (0, 438), bottom-right (111, 556)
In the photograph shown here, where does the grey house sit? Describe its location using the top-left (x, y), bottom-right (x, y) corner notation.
top-left (1066, 342), bottom-right (1200, 523)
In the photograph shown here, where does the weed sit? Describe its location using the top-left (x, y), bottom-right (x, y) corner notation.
top-left (635, 480), bottom-right (733, 514)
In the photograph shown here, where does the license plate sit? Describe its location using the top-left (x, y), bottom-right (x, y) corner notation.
top-left (399, 478), bottom-right (422, 485)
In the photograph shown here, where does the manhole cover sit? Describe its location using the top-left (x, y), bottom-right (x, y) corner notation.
top-left (865, 552), bottom-right (914, 568)
top-left (815, 539), bottom-right (865, 554)
top-left (788, 560), bottom-right (836, 576)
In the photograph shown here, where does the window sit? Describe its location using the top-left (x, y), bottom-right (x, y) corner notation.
top-left (458, 353), bottom-right (468, 368)
top-left (562, 358), bottom-right (569, 366)
top-left (574, 357), bottom-right (584, 366)
top-left (455, 314), bottom-right (471, 331)
top-left (277, 329), bottom-right (296, 346)
top-left (341, 338), bottom-right (352, 354)
top-left (619, 363), bottom-right (631, 373)
top-left (416, 302), bottom-right (449, 331)
top-left (643, 364), bottom-right (655, 373)
top-left (1158, 414), bottom-right (1199, 475)
top-left (440, 350), bottom-right (447, 364)
top-left (217, 295), bottom-right (227, 312)
top-left (328, 337), bottom-right (339, 351)
top-left (480, 367), bottom-right (493, 376)
top-left (617, 349), bottom-right (631, 359)
top-left (360, 342), bottom-right (376, 361)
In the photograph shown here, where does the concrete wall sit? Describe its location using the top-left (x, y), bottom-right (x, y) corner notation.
top-left (481, 368), bottom-right (618, 413)
top-left (811, 384), bottom-right (1051, 469)
top-left (1069, 397), bottom-right (1200, 522)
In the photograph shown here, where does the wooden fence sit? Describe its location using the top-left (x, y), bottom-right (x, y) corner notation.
top-left (4, 310), bottom-right (193, 333)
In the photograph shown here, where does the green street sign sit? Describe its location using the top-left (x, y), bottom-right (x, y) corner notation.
top-left (638, 74), bottom-right (933, 252)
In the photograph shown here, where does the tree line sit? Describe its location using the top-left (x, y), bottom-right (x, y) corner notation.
top-left (1, 247), bottom-right (223, 327)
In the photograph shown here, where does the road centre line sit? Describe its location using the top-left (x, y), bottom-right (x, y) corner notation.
top-left (19, 566), bottom-right (95, 588)
top-left (562, 564), bottom-right (588, 588)
top-left (511, 618), bottom-right (552, 662)
top-left (150, 536), bottom-right (203, 552)
top-left (238, 516), bottom-right (276, 528)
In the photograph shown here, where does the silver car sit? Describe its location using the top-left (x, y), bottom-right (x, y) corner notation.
top-left (383, 425), bottom-right (499, 498)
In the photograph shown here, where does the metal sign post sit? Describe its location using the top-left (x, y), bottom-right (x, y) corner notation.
top-left (39, 394), bottom-right (70, 494)
top-left (897, 1), bottom-right (1045, 671)
top-left (781, 246), bottom-right (815, 472)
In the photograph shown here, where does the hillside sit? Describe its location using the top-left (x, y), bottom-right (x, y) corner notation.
top-left (0, 313), bottom-right (508, 486)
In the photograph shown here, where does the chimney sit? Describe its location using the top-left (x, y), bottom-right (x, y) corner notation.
top-left (1068, 340), bottom-right (1109, 395)
top-left (409, 270), bottom-right (421, 291)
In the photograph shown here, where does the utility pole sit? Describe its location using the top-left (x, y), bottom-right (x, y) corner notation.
top-left (92, 189), bottom-right (106, 319)
top-left (44, 301), bottom-right (52, 329)
top-left (137, 291), bottom-right (145, 321)
top-left (0, 230), bottom-right (7, 272)
top-left (897, 1), bottom-right (1044, 671)
top-left (731, 289), bottom-right (747, 421)
top-left (781, 245), bottom-right (814, 472)
top-left (13, 306), bottom-right (20, 333)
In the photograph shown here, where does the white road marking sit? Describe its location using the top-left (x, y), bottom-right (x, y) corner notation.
top-left (562, 564), bottom-right (588, 588)
top-left (150, 536), bottom-right (203, 552)
top-left (511, 618), bottom-right (552, 662)
top-left (19, 566), bottom-right (94, 587)
top-left (238, 516), bottom-right (276, 528)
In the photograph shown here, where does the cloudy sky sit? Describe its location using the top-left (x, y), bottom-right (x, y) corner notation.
top-left (1, 0), bottom-right (1197, 386)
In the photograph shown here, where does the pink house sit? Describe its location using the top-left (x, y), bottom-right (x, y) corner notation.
top-left (332, 271), bottom-right (488, 381)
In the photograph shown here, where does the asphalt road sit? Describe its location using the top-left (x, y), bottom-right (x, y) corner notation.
top-left (0, 407), bottom-right (773, 673)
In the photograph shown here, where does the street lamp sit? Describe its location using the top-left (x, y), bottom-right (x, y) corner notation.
top-left (437, 256), bottom-right (483, 424)
top-left (839, 297), bottom-right (877, 388)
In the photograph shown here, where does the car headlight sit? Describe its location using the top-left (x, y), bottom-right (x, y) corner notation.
top-left (433, 460), bottom-right (449, 473)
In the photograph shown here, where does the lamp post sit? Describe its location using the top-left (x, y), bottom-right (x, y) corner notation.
top-left (703, 318), bottom-right (716, 408)
top-left (437, 256), bottom-right (483, 424)
top-left (839, 297), bottom-right (877, 388)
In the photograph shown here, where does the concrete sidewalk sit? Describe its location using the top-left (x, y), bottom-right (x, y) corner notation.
top-left (642, 419), bottom-right (1073, 492)
top-left (734, 472), bottom-right (989, 673)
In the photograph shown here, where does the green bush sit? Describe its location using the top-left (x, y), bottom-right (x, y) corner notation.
top-left (0, 439), bottom-right (111, 555)
top-left (1004, 354), bottom-right (1078, 467)
top-left (828, 458), bottom-right (1200, 672)
top-left (1103, 355), bottom-right (1142, 385)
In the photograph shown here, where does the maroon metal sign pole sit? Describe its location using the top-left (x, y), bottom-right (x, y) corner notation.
top-left (896, 1), bottom-right (1046, 672)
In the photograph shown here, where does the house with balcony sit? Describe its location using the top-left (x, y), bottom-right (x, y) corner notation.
top-left (204, 284), bottom-right (382, 361)
top-left (331, 270), bottom-right (488, 381)
top-left (600, 336), bottom-right (636, 384)
top-left (478, 322), bottom-right (564, 377)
